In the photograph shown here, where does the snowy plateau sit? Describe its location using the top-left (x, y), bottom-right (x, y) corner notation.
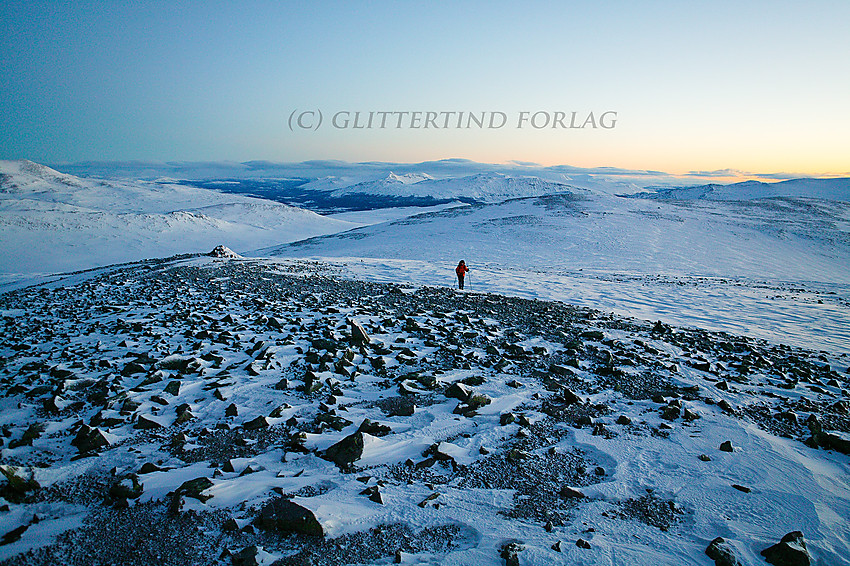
top-left (0, 159), bottom-right (849, 566)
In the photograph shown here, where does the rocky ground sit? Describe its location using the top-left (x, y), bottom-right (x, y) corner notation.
top-left (0, 254), bottom-right (848, 565)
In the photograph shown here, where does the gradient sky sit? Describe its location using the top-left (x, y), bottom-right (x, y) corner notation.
top-left (1, 0), bottom-right (848, 175)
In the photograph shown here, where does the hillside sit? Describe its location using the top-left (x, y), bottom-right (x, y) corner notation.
top-left (0, 161), bottom-right (358, 280)
top-left (0, 256), bottom-right (847, 565)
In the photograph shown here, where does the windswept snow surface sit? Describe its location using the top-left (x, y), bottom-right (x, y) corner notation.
top-left (0, 160), bottom-right (359, 281)
top-left (259, 193), bottom-right (850, 355)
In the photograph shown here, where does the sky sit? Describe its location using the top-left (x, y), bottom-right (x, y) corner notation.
top-left (1, 0), bottom-right (848, 176)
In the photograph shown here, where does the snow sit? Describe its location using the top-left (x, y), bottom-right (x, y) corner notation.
top-left (1, 160), bottom-right (849, 564)
top-left (0, 160), bottom-right (359, 280)
top-left (259, 192), bottom-right (850, 355)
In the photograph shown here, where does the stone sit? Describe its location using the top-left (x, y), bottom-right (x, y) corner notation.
top-left (699, 454), bottom-right (712, 462)
top-left (1, 524), bottom-right (29, 546)
top-left (163, 380), bottom-right (181, 396)
top-left (174, 477), bottom-right (214, 502)
top-left (134, 415), bottom-right (163, 430)
top-left (357, 419), bottom-right (391, 437)
top-left (559, 486), bottom-right (585, 499)
top-left (0, 466), bottom-right (40, 503)
top-left (256, 497), bottom-right (323, 536)
top-left (360, 485), bottom-right (384, 504)
top-left (348, 318), bottom-right (371, 345)
top-left (560, 387), bottom-right (582, 405)
top-left (445, 382), bottom-right (473, 402)
top-left (719, 441), bottom-right (735, 452)
top-left (322, 431), bottom-right (364, 469)
top-left (499, 542), bottom-right (524, 566)
top-left (761, 531), bottom-right (811, 566)
top-left (705, 536), bottom-right (742, 566)
top-left (616, 415), bottom-right (632, 425)
top-left (225, 403), bottom-right (238, 417)
top-left (243, 416), bottom-right (269, 430)
top-left (71, 425), bottom-right (110, 453)
top-left (576, 538), bottom-right (591, 549)
top-left (660, 405), bottom-right (681, 420)
top-left (500, 413), bottom-right (517, 426)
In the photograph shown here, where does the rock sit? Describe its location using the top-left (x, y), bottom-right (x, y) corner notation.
top-left (71, 425), bottom-right (110, 453)
top-left (660, 405), bottom-right (681, 420)
top-left (243, 416), bottom-right (269, 430)
top-left (699, 454), bottom-right (712, 462)
top-left (121, 362), bottom-right (147, 376)
top-left (274, 378), bottom-right (290, 391)
top-left (719, 441), bottom-right (735, 452)
top-left (163, 380), bottom-right (181, 396)
top-left (322, 431), bottom-right (364, 469)
top-left (732, 484), bottom-right (751, 493)
top-left (225, 403), bottom-right (239, 417)
top-left (256, 497), bottom-right (323, 536)
top-left (705, 536), bottom-right (743, 566)
top-left (357, 419), bottom-right (391, 437)
top-left (348, 318), bottom-right (371, 345)
top-left (108, 474), bottom-right (144, 501)
top-left (559, 486), bottom-right (585, 499)
top-left (359, 485), bottom-right (384, 504)
top-left (383, 397), bottom-right (415, 417)
top-left (683, 408), bottom-right (701, 421)
top-left (576, 538), bottom-right (591, 549)
top-left (560, 387), bottom-right (582, 405)
top-left (134, 415), bottom-right (164, 430)
top-left (761, 531), bottom-right (811, 566)
top-left (139, 462), bottom-right (165, 474)
top-left (500, 413), bottom-right (517, 426)
top-left (616, 415), bottom-right (632, 425)
top-left (467, 393), bottom-right (491, 410)
top-left (0, 466), bottom-right (40, 503)
top-left (499, 542), bottom-right (524, 566)
top-left (445, 382), bottom-right (473, 402)
top-left (551, 540), bottom-right (562, 552)
top-left (174, 477), bottom-right (214, 502)
top-left (231, 545), bottom-right (277, 566)
top-left (208, 245), bottom-right (239, 258)
top-left (1, 524), bottom-right (29, 546)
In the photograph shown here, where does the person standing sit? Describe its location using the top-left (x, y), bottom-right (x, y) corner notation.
top-left (456, 260), bottom-right (469, 290)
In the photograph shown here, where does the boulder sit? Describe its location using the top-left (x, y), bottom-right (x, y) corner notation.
top-left (761, 531), bottom-right (811, 566)
top-left (322, 431), bottom-right (364, 468)
top-left (348, 319), bottom-right (371, 345)
top-left (256, 497), bottom-right (323, 536)
top-left (243, 416), bottom-right (269, 431)
top-left (134, 415), bottom-right (164, 430)
top-left (445, 382), bottom-right (473, 402)
top-left (705, 537), bottom-right (742, 566)
top-left (71, 425), bottom-right (111, 453)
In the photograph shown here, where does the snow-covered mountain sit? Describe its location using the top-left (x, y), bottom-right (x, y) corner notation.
top-left (630, 177), bottom-right (850, 202)
top-left (0, 160), bottom-right (358, 279)
top-left (324, 172), bottom-right (577, 204)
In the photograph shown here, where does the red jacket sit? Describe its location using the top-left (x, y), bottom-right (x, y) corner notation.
top-left (456, 263), bottom-right (469, 277)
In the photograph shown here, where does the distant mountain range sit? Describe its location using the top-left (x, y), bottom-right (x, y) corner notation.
top-left (0, 160), bottom-right (356, 278)
top-left (628, 178), bottom-right (850, 202)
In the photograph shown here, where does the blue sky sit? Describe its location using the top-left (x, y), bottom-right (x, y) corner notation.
top-left (1, 1), bottom-right (848, 174)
